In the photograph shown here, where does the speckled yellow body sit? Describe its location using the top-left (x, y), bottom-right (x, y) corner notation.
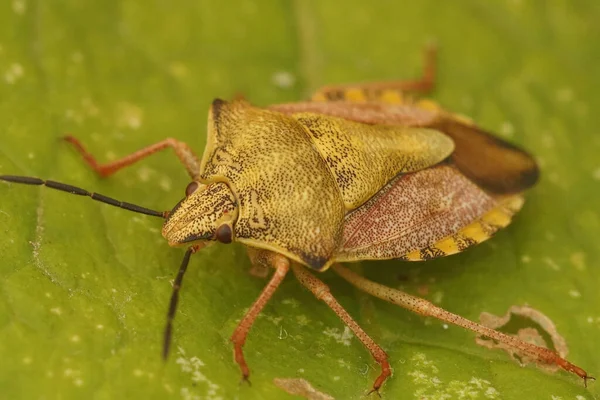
top-left (162, 80), bottom-right (538, 271)
top-left (196, 99), bottom-right (456, 269)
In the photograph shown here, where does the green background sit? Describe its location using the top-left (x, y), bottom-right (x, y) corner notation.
top-left (1, 1), bottom-right (599, 399)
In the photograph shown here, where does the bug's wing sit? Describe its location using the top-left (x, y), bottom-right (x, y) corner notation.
top-left (270, 102), bottom-right (539, 195)
top-left (335, 164), bottom-right (524, 263)
top-left (290, 112), bottom-right (454, 210)
top-left (427, 117), bottom-right (539, 194)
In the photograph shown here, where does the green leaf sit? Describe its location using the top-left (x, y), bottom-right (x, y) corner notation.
top-left (1, 1), bottom-right (599, 399)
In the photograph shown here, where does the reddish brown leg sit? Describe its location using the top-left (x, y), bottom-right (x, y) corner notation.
top-left (230, 252), bottom-right (290, 382)
top-left (333, 264), bottom-right (595, 387)
top-left (64, 136), bottom-right (201, 180)
top-left (292, 264), bottom-right (391, 395)
top-left (312, 44), bottom-right (437, 101)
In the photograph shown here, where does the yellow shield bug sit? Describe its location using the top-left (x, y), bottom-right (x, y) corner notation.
top-left (1, 47), bottom-right (593, 395)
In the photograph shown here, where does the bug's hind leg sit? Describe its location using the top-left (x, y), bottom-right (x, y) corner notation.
top-left (311, 44), bottom-right (437, 104)
top-left (332, 264), bottom-right (595, 387)
top-left (64, 136), bottom-right (201, 180)
top-left (231, 250), bottom-right (290, 383)
top-left (292, 264), bottom-right (391, 395)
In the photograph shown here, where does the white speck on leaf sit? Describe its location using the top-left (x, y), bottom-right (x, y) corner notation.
top-left (176, 348), bottom-right (221, 400)
top-left (168, 61), bottom-right (188, 79)
top-left (272, 71), bottom-right (296, 89)
top-left (337, 358), bottom-right (351, 369)
top-left (323, 326), bottom-right (353, 346)
top-left (116, 102), bottom-right (144, 130)
top-left (137, 166), bottom-right (154, 182)
top-left (432, 290), bottom-right (444, 304)
top-left (159, 176), bottom-right (172, 192)
top-left (63, 368), bottom-right (84, 387)
top-left (499, 121), bottom-right (514, 137)
top-left (81, 97), bottom-right (99, 117)
top-left (568, 289), bottom-right (581, 298)
top-left (570, 252), bottom-right (586, 271)
top-left (282, 298), bottom-right (300, 308)
top-left (592, 167), bottom-right (600, 181)
top-left (12, 0), bottom-right (26, 15)
top-left (555, 87), bottom-right (574, 103)
top-left (543, 257), bottom-right (561, 271)
top-left (71, 51), bottom-right (83, 63)
top-left (267, 315), bottom-right (283, 325)
top-left (541, 133), bottom-right (555, 148)
top-left (409, 353), bottom-right (499, 399)
top-left (50, 307), bottom-right (62, 315)
top-left (5, 62), bottom-right (24, 84)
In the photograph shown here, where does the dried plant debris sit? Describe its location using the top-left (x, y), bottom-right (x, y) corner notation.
top-left (477, 305), bottom-right (568, 372)
top-left (273, 378), bottom-right (335, 400)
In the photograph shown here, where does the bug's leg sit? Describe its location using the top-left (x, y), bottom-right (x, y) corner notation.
top-left (311, 44), bottom-right (437, 104)
top-left (64, 136), bottom-right (201, 180)
top-left (333, 264), bottom-right (595, 387)
top-left (291, 264), bottom-right (391, 395)
top-left (231, 251), bottom-right (290, 383)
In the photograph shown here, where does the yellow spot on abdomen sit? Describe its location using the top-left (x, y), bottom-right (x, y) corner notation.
top-left (380, 90), bottom-right (404, 104)
top-left (435, 236), bottom-right (460, 255)
top-left (482, 208), bottom-right (511, 228)
top-left (312, 93), bottom-right (327, 102)
top-left (404, 249), bottom-right (422, 261)
top-left (344, 88), bottom-right (367, 102)
top-left (416, 99), bottom-right (441, 111)
top-left (460, 221), bottom-right (490, 243)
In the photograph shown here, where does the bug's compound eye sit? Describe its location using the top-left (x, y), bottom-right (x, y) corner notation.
top-left (215, 224), bottom-right (233, 244)
top-left (185, 181), bottom-right (200, 197)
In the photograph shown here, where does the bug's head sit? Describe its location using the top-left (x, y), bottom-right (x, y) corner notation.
top-left (162, 181), bottom-right (238, 247)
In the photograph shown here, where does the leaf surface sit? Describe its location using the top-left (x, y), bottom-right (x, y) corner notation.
top-left (1, 1), bottom-right (599, 399)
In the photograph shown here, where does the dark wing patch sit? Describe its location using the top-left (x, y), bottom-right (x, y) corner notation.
top-left (426, 117), bottom-right (539, 195)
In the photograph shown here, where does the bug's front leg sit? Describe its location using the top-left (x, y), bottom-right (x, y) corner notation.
top-left (291, 264), bottom-right (392, 395)
top-left (64, 136), bottom-right (201, 180)
top-left (231, 249), bottom-right (290, 382)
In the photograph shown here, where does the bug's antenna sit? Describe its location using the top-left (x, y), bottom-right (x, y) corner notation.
top-left (162, 246), bottom-right (198, 360)
top-left (0, 175), bottom-right (167, 218)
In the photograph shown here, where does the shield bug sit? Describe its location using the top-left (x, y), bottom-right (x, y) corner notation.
top-left (1, 47), bottom-right (593, 394)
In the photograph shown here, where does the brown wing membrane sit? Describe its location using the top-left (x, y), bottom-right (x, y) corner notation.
top-left (427, 117), bottom-right (539, 195)
top-left (335, 164), bottom-right (502, 263)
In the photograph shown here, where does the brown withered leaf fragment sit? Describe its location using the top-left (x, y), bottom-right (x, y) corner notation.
top-left (476, 305), bottom-right (568, 372)
top-left (273, 378), bottom-right (335, 400)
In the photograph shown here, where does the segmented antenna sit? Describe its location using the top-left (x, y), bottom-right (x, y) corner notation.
top-left (0, 175), bottom-right (167, 218)
top-left (163, 246), bottom-right (197, 360)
